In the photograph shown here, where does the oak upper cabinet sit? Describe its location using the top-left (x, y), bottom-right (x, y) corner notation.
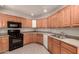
top-left (62, 6), bottom-right (71, 27)
top-left (0, 13), bottom-right (8, 28)
top-left (32, 33), bottom-right (43, 44)
top-left (0, 36), bottom-right (9, 53)
top-left (23, 33), bottom-right (33, 45)
top-left (36, 18), bottom-right (47, 28)
top-left (70, 5), bottom-right (79, 26)
top-left (7, 15), bottom-right (17, 22)
top-left (26, 19), bottom-right (32, 28)
top-left (47, 16), bottom-right (51, 28)
top-left (22, 19), bottom-right (32, 28)
top-left (51, 15), bottom-right (58, 28)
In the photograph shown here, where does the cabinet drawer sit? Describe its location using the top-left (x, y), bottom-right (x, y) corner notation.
top-left (61, 47), bottom-right (73, 54)
top-left (53, 45), bottom-right (61, 54)
top-left (53, 38), bottom-right (60, 45)
top-left (61, 42), bottom-right (77, 53)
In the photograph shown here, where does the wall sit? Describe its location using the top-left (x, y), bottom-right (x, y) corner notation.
top-left (36, 28), bottom-right (79, 37)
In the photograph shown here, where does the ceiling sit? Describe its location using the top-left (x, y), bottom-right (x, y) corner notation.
top-left (0, 5), bottom-right (64, 20)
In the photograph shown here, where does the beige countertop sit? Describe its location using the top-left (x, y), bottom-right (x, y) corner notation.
top-left (0, 31), bottom-right (79, 48)
top-left (49, 35), bottom-right (79, 48)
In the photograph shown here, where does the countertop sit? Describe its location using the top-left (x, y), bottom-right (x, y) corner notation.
top-left (49, 35), bottom-right (79, 48)
top-left (0, 31), bottom-right (79, 48)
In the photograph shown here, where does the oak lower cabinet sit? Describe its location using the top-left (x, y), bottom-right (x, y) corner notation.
top-left (48, 36), bottom-right (61, 54)
top-left (48, 37), bottom-right (53, 53)
top-left (52, 38), bottom-right (61, 54)
top-left (23, 33), bottom-right (33, 45)
top-left (48, 36), bottom-right (79, 54)
top-left (0, 36), bottom-right (9, 53)
top-left (61, 41), bottom-right (77, 54)
top-left (23, 33), bottom-right (43, 45)
top-left (32, 33), bottom-right (43, 44)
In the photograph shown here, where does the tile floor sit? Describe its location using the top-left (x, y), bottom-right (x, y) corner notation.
top-left (4, 43), bottom-right (50, 54)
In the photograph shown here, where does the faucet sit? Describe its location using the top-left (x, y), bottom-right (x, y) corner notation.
top-left (60, 32), bottom-right (66, 39)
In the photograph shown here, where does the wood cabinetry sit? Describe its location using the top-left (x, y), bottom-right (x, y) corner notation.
top-left (48, 6), bottom-right (71, 28)
top-left (48, 36), bottom-right (79, 54)
top-left (48, 36), bottom-right (61, 54)
top-left (62, 6), bottom-right (71, 27)
top-left (36, 18), bottom-right (47, 28)
top-left (24, 32), bottom-right (43, 45)
top-left (22, 19), bottom-right (32, 28)
top-left (23, 33), bottom-right (33, 45)
top-left (0, 13), bottom-right (32, 28)
top-left (0, 13), bottom-right (8, 28)
top-left (52, 38), bottom-right (61, 54)
top-left (61, 41), bottom-right (77, 54)
top-left (48, 37), bottom-right (53, 53)
top-left (32, 33), bottom-right (43, 44)
top-left (70, 6), bottom-right (79, 26)
top-left (0, 36), bottom-right (9, 53)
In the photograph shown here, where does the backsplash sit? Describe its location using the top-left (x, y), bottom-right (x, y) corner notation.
top-left (0, 27), bottom-right (79, 37)
top-left (0, 28), bottom-right (7, 34)
top-left (20, 28), bottom-right (35, 33)
top-left (36, 28), bottom-right (79, 37)
top-left (0, 28), bottom-right (35, 34)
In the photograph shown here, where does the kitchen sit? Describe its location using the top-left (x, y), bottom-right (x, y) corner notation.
top-left (0, 5), bottom-right (79, 54)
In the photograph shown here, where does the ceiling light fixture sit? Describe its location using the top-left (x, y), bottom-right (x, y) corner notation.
top-left (43, 9), bottom-right (47, 13)
top-left (31, 13), bottom-right (34, 16)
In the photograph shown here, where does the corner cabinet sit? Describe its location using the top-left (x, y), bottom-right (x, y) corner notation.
top-left (23, 33), bottom-right (33, 45)
top-left (23, 32), bottom-right (43, 45)
top-left (36, 18), bottom-right (47, 28)
top-left (32, 33), bottom-right (43, 44)
top-left (22, 19), bottom-right (32, 28)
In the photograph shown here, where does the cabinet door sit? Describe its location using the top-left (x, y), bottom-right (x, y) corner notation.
top-left (48, 37), bottom-right (61, 54)
top-left (36, 19), bottom-right (41, 28)
top-left (1, 36), bottom-right (9, 52)
top-left (0, 13), bottom-right (8, 28)
top-left (53, 44), bottom-right (61, 54)
top-left (61, 41), bottom-right (77, 54)
top-left (37, 34), bottom-right (43, 44)
top-left (23, 33), bottom-right (33, 45)
top-left (0, 38), bottom-right (2, 53)
top-left (0, 36), bottom-right (9, 53)
top-left (61, 47), bottom-right (73, 54)
top-left (41, 19), bottom-right (47, 28)
top-left (47, 16), bottom-right (51, 28)
top-left (63, 6), bottom-right (71, 27)
top-left (33, 33), bottom-right (43, 44)
top-left (52, 39), bottom-right (61, 54)
top-left (7, 15), bottom-right (17, 22)
top-left (71, 5), bottom-right (79, 26)
top-left (48, 37), bottom-right (53, 53)
top-left (32, 33), bottom-right (38, 43)
top-left (36, 18), bottom-right (47, 28)
top-left (26, 19), bottom-right (32, 28)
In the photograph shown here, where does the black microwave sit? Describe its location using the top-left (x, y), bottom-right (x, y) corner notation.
top-left (7, 21), bottom-right (21, 28)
